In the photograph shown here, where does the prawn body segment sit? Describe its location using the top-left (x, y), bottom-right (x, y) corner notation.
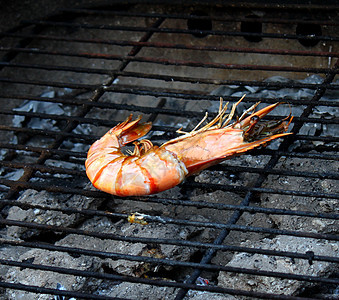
top-left (114, 148), bottom-right (188, 196)
top-left (85, 117), bottom-right (188, 196)
top-left (85, 98), bottom-right (292, 196)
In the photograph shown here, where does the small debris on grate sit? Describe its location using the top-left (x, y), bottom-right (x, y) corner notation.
top-left (195, 276), bottom-right (210, 286)
top-left (127, 212), bottom-right (149, 225)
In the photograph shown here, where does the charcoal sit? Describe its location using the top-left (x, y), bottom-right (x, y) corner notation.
top-left (218, 235), bottom-right (338, 296)
top-left (5, 249), bottom-right (96, 300)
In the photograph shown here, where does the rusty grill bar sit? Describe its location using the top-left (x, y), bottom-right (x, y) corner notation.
top-left (0, 2), bottom-right (338, 300)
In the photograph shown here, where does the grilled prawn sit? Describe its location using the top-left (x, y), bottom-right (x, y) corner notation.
top-left (85, 98), bottom-right (292, 196)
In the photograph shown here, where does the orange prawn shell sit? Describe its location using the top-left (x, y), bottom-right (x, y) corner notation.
top-left (86, 133), bottom-right (188, 196)
top-left (163, 128), bottom-right (243, 173)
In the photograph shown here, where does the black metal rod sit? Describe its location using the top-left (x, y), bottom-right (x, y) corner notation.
top-left (2, 123), bottom-right (338, 146)
top-left (2, 90), bottom-right (339, 108)
top-left (3, 60), bottom-right (339, 89)
top-left (17, 20), bottom-right (339, 42)
top-left (1, 238), bottom-right (338, 269)
top-left (2, 37), bottom-right (338, 57)
top-left (62, 7), bottom-right (339, 26)
top-left (1, 141), bottom-right (339, 162)
top-left (1, 177), bottom-right (338, 200)
top-left (1, 45), bottom-right (339, 75)
top-left (1, 195), bottom-right (338, 225)
top-left (2, 218), bottom-right (338, 251)
top-left (1, 108), bottom-right (338, 135)
top-left (0, 265), bottom-right (319, 300)
top-left (0, 281), bottom-right (126, 300)
top-left (1, 242), bottom-right (339, 296)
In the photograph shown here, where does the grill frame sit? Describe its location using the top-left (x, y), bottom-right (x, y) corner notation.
top-left (0, 2), bottom-right (338, 299)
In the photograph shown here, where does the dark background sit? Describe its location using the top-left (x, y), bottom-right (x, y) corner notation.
top-left (0, 0), bottom-right (97, 32)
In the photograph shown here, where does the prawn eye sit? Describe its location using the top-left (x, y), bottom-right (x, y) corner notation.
top-left (250, 115), bottom-right (259, 123)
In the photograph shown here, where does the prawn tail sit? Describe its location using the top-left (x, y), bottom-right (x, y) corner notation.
top-left (186, 132), bottom-right (292, 175)
top-left (223, 132), bottom-right (292, 157)
top-left (113, 115), bottom-right (152, 146)
top-left (237, 102), bottom-right (281, 128)
top-left (236, 102), bottom-right (293, 143)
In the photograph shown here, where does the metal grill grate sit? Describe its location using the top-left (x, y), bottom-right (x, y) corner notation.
top-left (0, 2), bottom-right (338, 300)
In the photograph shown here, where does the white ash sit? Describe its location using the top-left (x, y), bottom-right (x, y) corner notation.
top-left (217, 235), bottom-right (338, 297)
top-left (0, 242), bottom-right (27, 284)
top-left (185, 290), bottom-right (237, 300)
top-left (93, 280), bottom-right (177, 300)
top-left (313, 105), bottom-right (338, 119)
top-left (6, 188), bottom-right (103, 240)
top-left (184, 276), bottom-right (237, 300)
top-left (12, 88), bottom-right (91, 154)
top-left (73, 123), bottom-right (93, 136)
top-left (261, 157), bottom-right (338, 235)
top-left (56, 217), bottom-right (199, 278)
top-left (1, 168), bottom-right (24, 182)
top-left (159, 190), bottom-right (276, 267)
top-left (111, 185), bottom-right (185, 218)
top-left (49, 215), bottom-right (217, 298)
top-left (55, 283), bottom-right (76, 300)
top-left (0, 158), bottom-right (24, 194)
top-left (178, 190), bottom-right (243, 226)
top-left (13, 90), bottom-right (64, 130)
top-left (43, 159), bottom-right (86, 179)
top-left (5, 249), bottom-right (96, 300)
top-left (0, 148), bottom-right (7, 160)
top-left (194, 153), bottom-right (271, 188)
